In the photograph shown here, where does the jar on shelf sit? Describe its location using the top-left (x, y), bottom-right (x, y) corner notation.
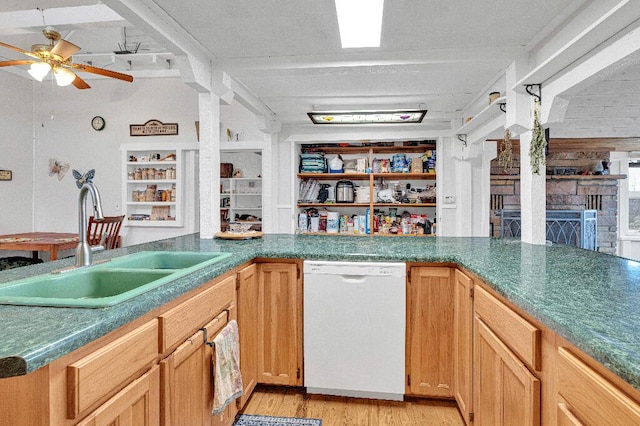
top-left (134, 168), bottom-right (142, 180)
top-left (170, 184), bottom-right (176, 201)
top-left (145, 184), bottom-right (157, 202)
top-left (141, 169), bottom-right (149, 180)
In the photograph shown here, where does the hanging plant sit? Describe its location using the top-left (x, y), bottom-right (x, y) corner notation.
top-left (498, 128), bottom-right (513, 173)
top-left (529, 100), bottom-right (546, 175)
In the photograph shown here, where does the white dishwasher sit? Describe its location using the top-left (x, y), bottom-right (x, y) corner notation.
top-left (303, 260), bottom-right (406, 401)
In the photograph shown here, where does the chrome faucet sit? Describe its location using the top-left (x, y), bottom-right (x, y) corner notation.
top-left (75, 181), bottom-right (105, 267)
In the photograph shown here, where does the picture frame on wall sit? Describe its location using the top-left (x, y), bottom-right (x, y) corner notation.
top-left (0, 170), bottom-right (12, 181)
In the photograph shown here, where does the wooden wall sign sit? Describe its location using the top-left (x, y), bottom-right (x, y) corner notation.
top-left (130, 119), bottom-right (179, 136)
top-left (0, 170), bottom-right (12, 181)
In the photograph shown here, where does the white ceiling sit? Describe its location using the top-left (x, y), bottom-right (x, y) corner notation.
top-left (0, 0), bottom-right (638, 136)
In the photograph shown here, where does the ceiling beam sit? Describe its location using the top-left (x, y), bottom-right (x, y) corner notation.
top-left (0, 5), bottom-right (124, 35)
top-left (214, 45), bottom-right (524, 73)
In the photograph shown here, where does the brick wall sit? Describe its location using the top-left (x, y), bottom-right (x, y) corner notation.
top-left (490, 151), bottom-right (619, 254)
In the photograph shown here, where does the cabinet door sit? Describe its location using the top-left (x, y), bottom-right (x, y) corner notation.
top-left (257, 262), bottom-right (302, 386)
top-left (406, 266), bottom-right (454, 397)
top-left (237, 263), bottom-right (259, 407)
top-left (474, 317), bottom-right (540, 426)
top-left (76, 365), bottom-right (160, 426)
top-left (160, 328), bottom-right (209, 426)
top-left (453, 269), bottom-right (474, 424)
top-left (161, 311), bottom-right (236, 426)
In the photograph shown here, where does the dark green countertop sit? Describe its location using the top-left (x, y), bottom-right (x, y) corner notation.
top-left (1, 234), bottom-right (639, 393)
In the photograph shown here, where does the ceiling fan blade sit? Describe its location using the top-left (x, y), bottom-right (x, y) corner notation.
top-left (72, 73), bottom-right (91, 90)
top-left (0, 59), bottom-right (35, 67)
top-left (0, 41), bottom-right (38, 59)
top-left (50, 39), bottom-right (80, 61)
top-left (71, 63), bottom-right (133, 82)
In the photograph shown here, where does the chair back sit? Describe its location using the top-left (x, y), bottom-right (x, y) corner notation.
top-left (88, 215), bottom-right (125, 250)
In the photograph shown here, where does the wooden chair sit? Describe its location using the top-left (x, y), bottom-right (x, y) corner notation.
top-left (87, 215), bottom-right (125, 250)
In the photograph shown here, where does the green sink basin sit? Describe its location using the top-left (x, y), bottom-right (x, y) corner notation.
top-left (0, 251), bottom-right (233, 308)
top-left (0, 269), bottom-right (173, 308)
top-left (109, 251), bottom-right (233, 270)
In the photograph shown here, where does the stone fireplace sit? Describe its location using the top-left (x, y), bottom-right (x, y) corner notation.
top-left (490, 148), bottom-right (623, 254)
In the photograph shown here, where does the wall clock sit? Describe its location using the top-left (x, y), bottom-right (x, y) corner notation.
top-left (91, 116), bottom-right (106, 131)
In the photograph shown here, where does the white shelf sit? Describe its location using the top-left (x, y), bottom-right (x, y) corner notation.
top-left (122, 145), bottom-right (184, 227)
top-left (127, 179), bottom-right (177, 184)
top-left (126, 202), bottom-right (177, 206)
top-left (125, 220), bottom-right (182, 228)
top-left (220, 176), bottom-right (263, 227)
top-left (127, 161), bottom-right (177, 166)
top-left (455, 96), bottom-right (506, 136)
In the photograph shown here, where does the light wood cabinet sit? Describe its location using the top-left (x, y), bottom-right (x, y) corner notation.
top-left (257, 260), bottom-right (303, 386)
top-left (474, 312), bottom-right (540, 426)
top-left (236, 263), bottom-right (259, 408)
top-left (67, 319), bottom-right (159, 420)
top-left (406, 266), bottom-right (454, 398)
top-left (556, 347), bottom-right (640, 425)
top-left (159, 276), bottom-right (237, 426)
top-left (453, 269), bottom-right (473, 425)
top-left (76, 365), bottom-right (160, 426)
top-left (472, 284), bottom-right (542, 425)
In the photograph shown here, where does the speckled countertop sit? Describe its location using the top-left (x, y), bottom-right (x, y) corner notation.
top-left (1, 234), bottom-right (640, 393)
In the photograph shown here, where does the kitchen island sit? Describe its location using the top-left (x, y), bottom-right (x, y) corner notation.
top-left (1, 233), bottom-right (639, 394)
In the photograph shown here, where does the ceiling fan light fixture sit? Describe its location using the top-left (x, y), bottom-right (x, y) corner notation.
top-left (27, 62), bottom-right (51, 81)
top-left (53, 66), bottom-right (76, 87)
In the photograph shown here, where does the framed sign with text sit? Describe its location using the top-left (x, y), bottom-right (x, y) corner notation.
top-left (130, 119), bottom-right (179, 136)
top-left (0, 170), bottom-right (12, 181)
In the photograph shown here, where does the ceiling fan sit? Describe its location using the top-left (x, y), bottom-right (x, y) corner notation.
top-left (0, 27), bottom-right (134, 89)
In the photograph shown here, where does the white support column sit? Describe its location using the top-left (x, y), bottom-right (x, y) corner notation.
top-left (519, 129), bottom-right (547, 244)
top-left (198, 92), bottom-right (221, 239)
top-left (479, 141), bottom-right (497, 237)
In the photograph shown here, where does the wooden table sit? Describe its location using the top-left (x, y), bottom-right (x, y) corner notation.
top-left (0, 232), bottom-right (79, 261)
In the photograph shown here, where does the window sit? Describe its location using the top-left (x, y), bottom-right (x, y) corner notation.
top-left (628, 161), bottom-right (640, 232)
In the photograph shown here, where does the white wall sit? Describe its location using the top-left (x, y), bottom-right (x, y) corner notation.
top-left (220, 100), bottom-right (264, 143)
top-left (0, 73), bottom-right (34, 234)
top-left (6, 76), bottom-right (200, 247)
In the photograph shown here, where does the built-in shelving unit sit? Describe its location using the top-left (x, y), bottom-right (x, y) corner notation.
top-left (121, 143), bottom-right (198, 228)
top-left (220, 177), bottom-right (262, 228)
top-left (296, 142), bottom-right (437, 236)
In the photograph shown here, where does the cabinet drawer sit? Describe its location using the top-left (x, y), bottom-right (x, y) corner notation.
top-left (474, 285), bottom-right (541, 371)
top-left (67, 319), bottom-right (158, 419)
top-left (557, 347), bottom-right (640, 425)
top-left (159, 274), bottom-right (235, 353)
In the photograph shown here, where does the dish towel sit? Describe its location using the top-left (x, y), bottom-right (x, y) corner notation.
top-left (212, 319), bottom-right (243, 414)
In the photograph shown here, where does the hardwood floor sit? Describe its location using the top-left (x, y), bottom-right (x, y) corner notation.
top-left (240, 386), bottom-right (465, 426)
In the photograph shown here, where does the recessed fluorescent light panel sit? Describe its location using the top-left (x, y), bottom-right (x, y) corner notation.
top-left (335, 0), bottom-right (384, 48)
top-left (308, 110), bottom-right (427, 125)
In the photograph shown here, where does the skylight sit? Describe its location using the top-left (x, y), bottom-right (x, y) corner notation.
top-left (335, 0), bottom-right (384, 48)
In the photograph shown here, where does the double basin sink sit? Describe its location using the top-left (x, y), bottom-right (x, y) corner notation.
top-left (0, 251), bottom-right (232, 308)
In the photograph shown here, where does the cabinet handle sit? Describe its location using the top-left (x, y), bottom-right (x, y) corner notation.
top-left (201, 309), bottom-right (230, 347)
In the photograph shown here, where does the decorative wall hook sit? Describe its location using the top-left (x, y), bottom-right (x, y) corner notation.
top-left (457, 134), bottom-right (467, 147)
top-left (524, 84), bottom-right (542, 104)
top-left (499, 102), bottom-right (507, 113)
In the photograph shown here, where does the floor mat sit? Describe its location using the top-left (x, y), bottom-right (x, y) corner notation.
top-left (234, 414), bottom-right (322, 426)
